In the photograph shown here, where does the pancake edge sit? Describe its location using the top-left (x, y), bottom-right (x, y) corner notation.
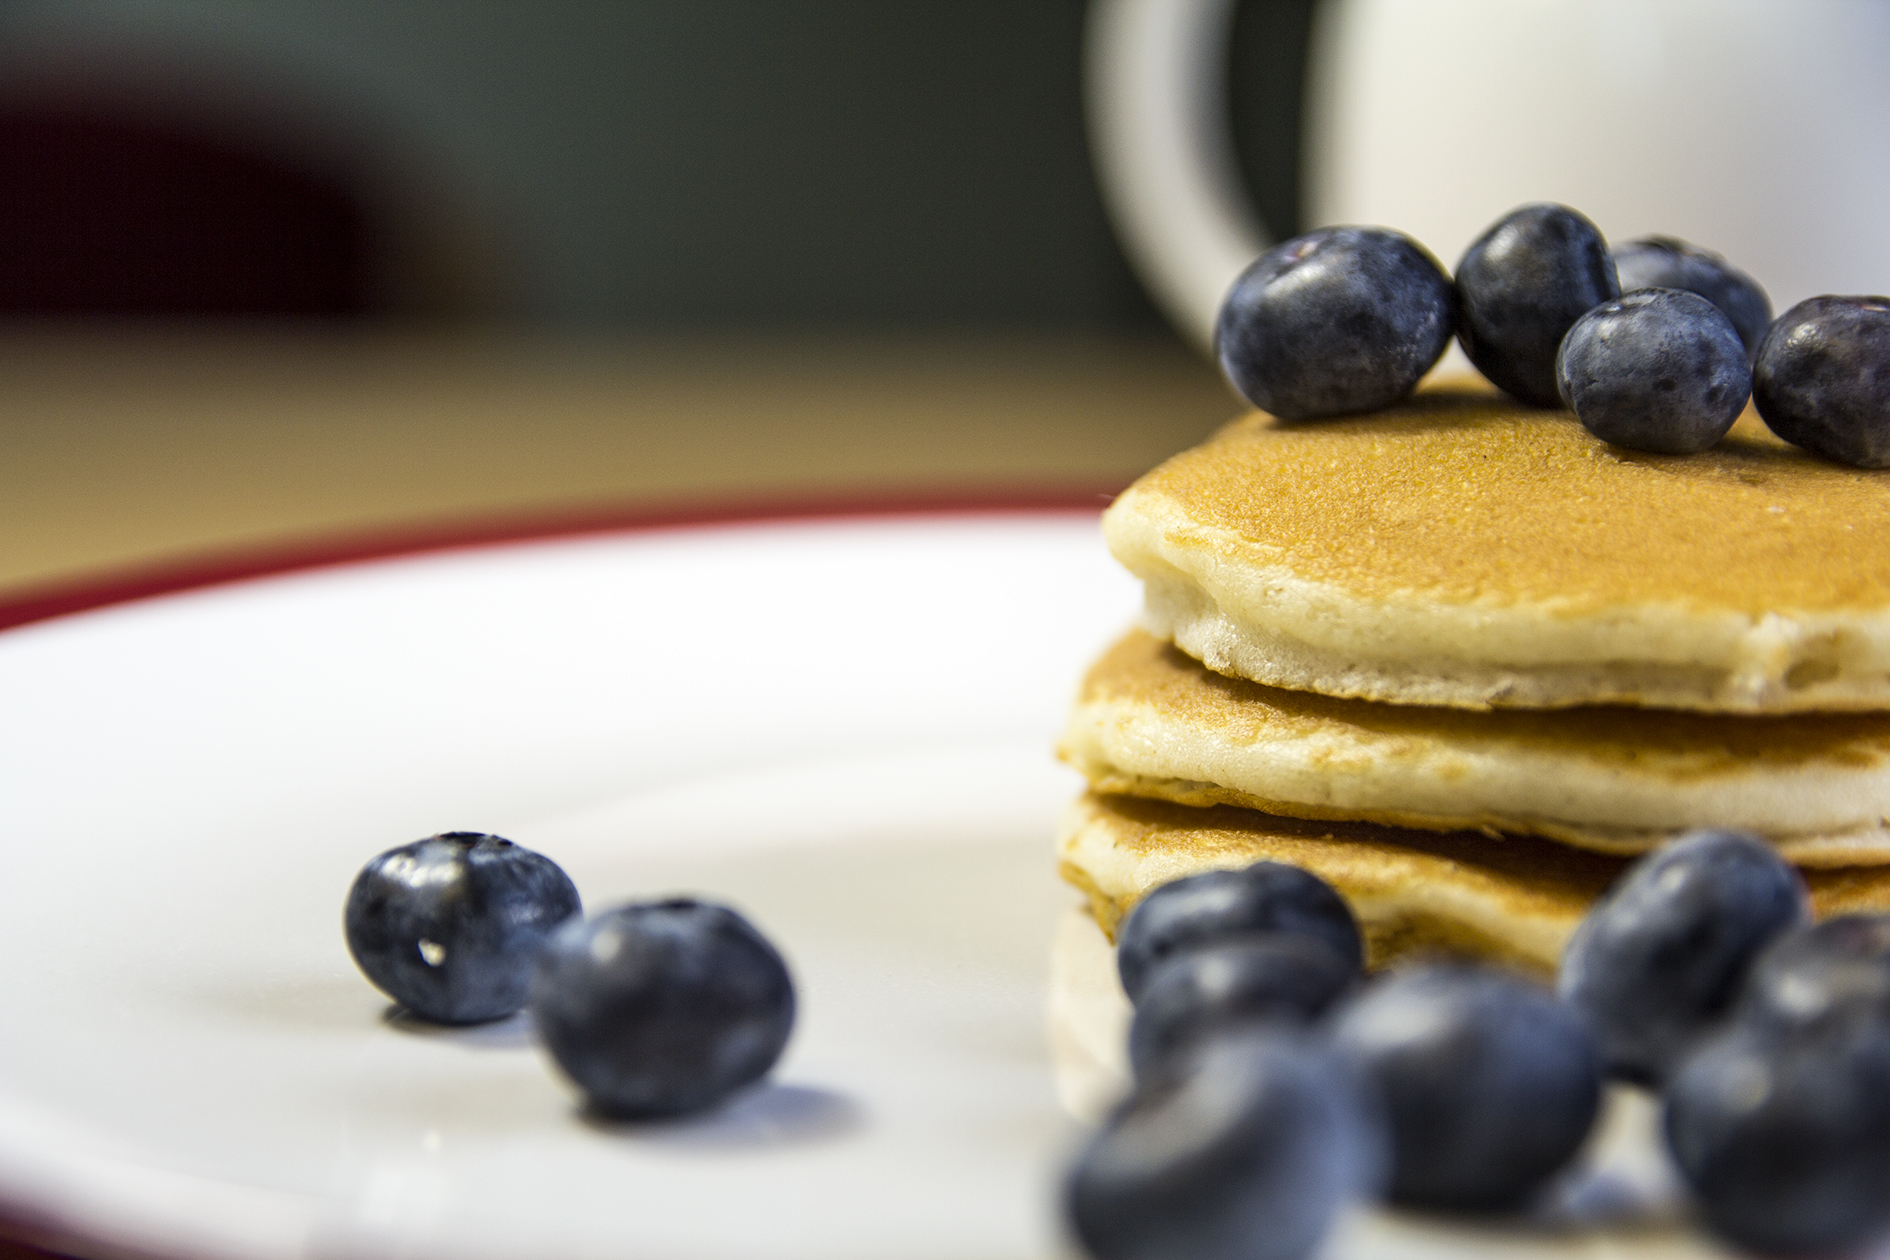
top-left (1107, 486), bottom-right (1890, 714)
top-left (1065, 758), bottom-right (1890, 866)
top-left (1059, 792), bottom-right (1890, 981)
top-left (1060, 693), bottom-right (1890, 866)
top-left (1058, 792), bottom-right (1594, 977)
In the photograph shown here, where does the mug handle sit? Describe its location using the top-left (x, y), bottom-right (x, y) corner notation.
top-left (1084, 0), bottom-right (1270, 353)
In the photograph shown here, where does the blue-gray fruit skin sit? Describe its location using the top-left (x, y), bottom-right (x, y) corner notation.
top-left (529, 898), bottom-right (794, 1118)
top-left (1066, 1029), bottom-right (1381, 1260)
top-left (1557, 829), bottom-right (1808, 1084)
top-left (1330, 963), bottom-right (1601, 1211)
top-left (1455, 203), bottom-right (1620, 406)
top-left (1127, 935), bottom-right (1357, 1081)
top-left (1555, 288), bottom-right (1751, 454)
top-left (1753, 295), bottom-right (1890, 468)
top-left (1738, 915), bottom-right (1890, 1036)
top-left (1214, 226), bottom-right (1454, 420)
top-left (1666, 1016), bottom-right (1890, 1256)
top-left (344, 832), bottom-right (582, 1024)
top-left (1612, 236), bottom-right (1772, 358)
top-left (1115, 864), bottom-right (1363, 1005)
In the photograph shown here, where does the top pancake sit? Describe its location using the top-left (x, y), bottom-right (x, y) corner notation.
top-left (1105, 383), bottom-right (1890, 713)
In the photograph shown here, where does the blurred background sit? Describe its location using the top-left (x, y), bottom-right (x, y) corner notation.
top-left (1, 0), bottom-right (1885, 610)
top-left (0, 0), bottom-right (1316, 325)
top-left (0, 0), bottom-right (1334, 602)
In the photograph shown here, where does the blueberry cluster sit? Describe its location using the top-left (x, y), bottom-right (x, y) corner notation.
top-left (1064, 862), bottom-right (1603, 1260)
top-left (1215, 205), bottom-right (1890, 468)
top-left (1065, 837), bottom-right (1890, 1260)
top-left (343, 832), bottom-right (794, 1118)
top-left (1561, 831), bottom-right (1890, 1255)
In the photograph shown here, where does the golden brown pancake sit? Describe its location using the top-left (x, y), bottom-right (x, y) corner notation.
top-left (1058, 792), bottom-right (1890, 978)
top-left (1102, 382), bottom-right (1890, 713)
top-left (1062, 628), bottom-right (1890, 864)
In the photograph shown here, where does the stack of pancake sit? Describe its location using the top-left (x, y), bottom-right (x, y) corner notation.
top-left (1057, 384), bottom-right (1890, 976)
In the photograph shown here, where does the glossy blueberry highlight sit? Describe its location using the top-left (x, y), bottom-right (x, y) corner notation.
top-left (1330, 963), bottom-right (1601, 1211)
top-left (1115, 863), bottom-right (1363, 1005)
top-left (1066, 1029), bottom-right (1379, 1260)
top-left (1753, 295), bottom-right (1890, 467)
top-left (530, 898), bottom-right (795, 1119)
top-left (1455, 203), bottom-right (1619, 406)
top-left (1666, 1017), bottom-right (1890, 1256)
top-left (1612, 236), bottom-right (1772, 357)
top-left (1739, 915), bottom-right (1890, 1036)
top-left (1215, 226), bottom-right (1454, 420)
top-left (1127, 935), bottom-right (1357, 1081)
top-left (1555, 288), bottom-right (1751, 454)
top-left (1558, 829), bottom-right (1808, 1083)
top-left (344, 832), bottom-right (582, 1024)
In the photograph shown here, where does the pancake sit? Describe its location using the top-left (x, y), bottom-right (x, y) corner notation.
top-left (1061, 628), bottom-right (1890, 865)
top-left (1058, 792), bottom-right (1890, 978)
top-left (1102, 383), bottom-right (1890, 713)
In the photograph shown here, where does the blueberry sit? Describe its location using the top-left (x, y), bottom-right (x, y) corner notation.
top-left (1329, 962), bottom-right (1601, 1211)
top-left (529, 898), bottom-right (795, 1118)
top-left (1753, 295), bottom-right (1890, 467)
top-left (1127, 935), bottom-right (1357, 1081)
top-left (1214, 226), bottom-right (1454, 420)
top-left (1066, 1028), bottom-right (1380, 1260)
top-left (1557, 829), bottom-right (1808, 1084)
top-left (343, 831), bottom-right (581, 1024)
top-left (1555, 288), bottom-right (1752, 454)
top-left (1612, 236), bottom-right (1772, 358)
top-left (1739, 914), bottom-right (1890, 1036)
top-left (1116, 864), bottom-right (1363, 1005)
top-left (1455, 203), bottom-right (1620, 406)
top-left (1666, 1017), bottom-right (1890, 1255)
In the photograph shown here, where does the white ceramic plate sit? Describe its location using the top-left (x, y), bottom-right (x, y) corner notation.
top-left (0, 513), bottom-right (1734, 1260)
top-left (0, 512), bottom-right (1140, 1260)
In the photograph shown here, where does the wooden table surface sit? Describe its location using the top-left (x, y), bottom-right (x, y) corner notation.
top-left (0, 328), bottom-right (1238, 605)
top-left (0, 326), bottom-right (1236, 1260)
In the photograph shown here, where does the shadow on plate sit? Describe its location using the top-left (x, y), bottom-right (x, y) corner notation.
top-left (380, 1005), bottom-right (538, 1050)
top-left (197, 976), bottom-right (546, 1050)
top-left (580, 1082), bottom-right (865, 1153)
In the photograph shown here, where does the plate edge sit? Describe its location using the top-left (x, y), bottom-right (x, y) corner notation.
top-left (0, 488), bottom-right (1115, 636)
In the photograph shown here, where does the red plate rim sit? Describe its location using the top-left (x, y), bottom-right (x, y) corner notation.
top-left (0, 486), bottom-right (1117, 637)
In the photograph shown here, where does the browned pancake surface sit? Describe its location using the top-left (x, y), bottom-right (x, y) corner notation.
top-left (1078, 792), bottom-right (1626, 920)
top-left (1080, 628), bottom-right (1890, 776)
top-left (1059, 792), bottom-right (1890, 976)
top-left (1134, 389), bottom-right (1890, 617)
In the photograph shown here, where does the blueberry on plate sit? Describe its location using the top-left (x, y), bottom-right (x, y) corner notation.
top-left (1455, 203), bottom-right (1619, 406)
top-left (1557, 829), bottom-right (1807, 1083)
top-left (1753, 295), bottom-right (1890, 468)
top-left (1555, 288), bottom-right (1752, 454)
top-left (1329, 962), bottom-right (1601, 1211)
top-left (1215, 226), bottom-right (1455, 420)
top-left (1127, 935), bottom-right (1358, 1081)
top-left (1115, 864), bottom-right (1363, 1004)
top-left (344, 831), bottom-right (581, 1024)
top-left (1066, 1028), bottom-right (1381, 1260)
top-left (1612, 235), bottom-right (1773, 358)
top-left (530, 898), bottom-right (795, 1118)
top-left (1739, 914), bottom-right (1890, 1036)
top-left (1666, 1015), bottom-right (1890, 1256)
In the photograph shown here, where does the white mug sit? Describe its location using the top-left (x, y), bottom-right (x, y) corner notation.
top-left (1088, 0), bottom-right (1890, 353)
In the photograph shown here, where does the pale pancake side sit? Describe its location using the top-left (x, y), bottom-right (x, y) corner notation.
top-left (1058, 792), bottom-right (1890, 978)
top-left (1103, 386), bottom-right (1890, 712)
top-left (1061, 629), bottom-right (1890, 864)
